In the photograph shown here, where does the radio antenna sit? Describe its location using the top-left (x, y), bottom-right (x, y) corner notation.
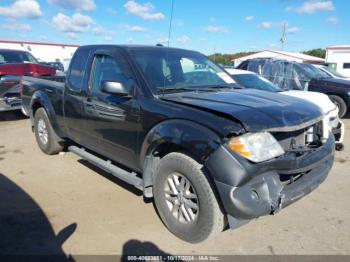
top-left (167, 0), bottom-right (175, 48)
top-left (162, 0), bottom-right (175, 95)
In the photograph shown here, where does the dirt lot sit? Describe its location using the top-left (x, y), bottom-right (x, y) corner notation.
top-left (1, 111), bottom-right (350, 257)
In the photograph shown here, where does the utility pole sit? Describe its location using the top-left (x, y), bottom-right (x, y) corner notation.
top-left (280, 22), bottom-right (287, 51)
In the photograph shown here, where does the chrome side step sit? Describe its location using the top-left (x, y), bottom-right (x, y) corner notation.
top-left (68, 145), bottom-right (143, 190)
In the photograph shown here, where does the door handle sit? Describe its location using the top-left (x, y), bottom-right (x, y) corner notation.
top-left (84, 98), bottom-right (94, 107)
top-left (83, 98), bottom-right (96, 115)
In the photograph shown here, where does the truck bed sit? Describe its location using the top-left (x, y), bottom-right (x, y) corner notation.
top-left (21, 75), bottom-right (66, 118)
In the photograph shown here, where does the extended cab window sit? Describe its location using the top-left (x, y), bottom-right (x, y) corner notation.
top-left (90, 55), bottom-right (132, 93)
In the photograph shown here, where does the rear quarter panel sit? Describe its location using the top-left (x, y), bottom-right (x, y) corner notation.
top-left (22, 77), bottom-right (66, 137)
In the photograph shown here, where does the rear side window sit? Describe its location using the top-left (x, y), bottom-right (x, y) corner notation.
top-left (68, 48), bottom-right (90, 91)
top-left (343, 63), bottom-right (350, 69)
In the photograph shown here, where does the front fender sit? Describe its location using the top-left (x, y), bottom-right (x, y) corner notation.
top-left (140, 119), bottom-right (222, 166)
top-left (30, 90), bottom-right (60, 134)
top-left (140, 119), bottom-right (223, 197)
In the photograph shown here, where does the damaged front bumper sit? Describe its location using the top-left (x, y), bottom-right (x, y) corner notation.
top-left (0, 97), bottom-right (22, 112)
top-left (205, 135), bottom-right (335, 228)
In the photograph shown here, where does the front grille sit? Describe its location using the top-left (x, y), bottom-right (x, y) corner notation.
top-left (272, 121), bottom-right (323, 151)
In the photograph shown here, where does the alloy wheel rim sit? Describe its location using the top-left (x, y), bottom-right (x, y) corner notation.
top-left (37, 119), bottom-right (48, 145)
top-left (164, 173), bottom-right (199, 223)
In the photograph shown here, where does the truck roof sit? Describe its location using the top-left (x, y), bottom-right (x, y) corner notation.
top-left (78, 44), bottom-right (199, 54)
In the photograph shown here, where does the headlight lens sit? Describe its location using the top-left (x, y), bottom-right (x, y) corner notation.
top-left (228, 132), bottom-right (284, 162)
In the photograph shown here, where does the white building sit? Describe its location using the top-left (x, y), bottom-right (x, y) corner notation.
top-left (233, 50), bottom-right (325, 67)
top-left (0, 40), bottom-right (79, 64)
top-left (326, 45), bottom-right (350, 77)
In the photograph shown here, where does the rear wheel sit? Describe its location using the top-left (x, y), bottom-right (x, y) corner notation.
top-left (153, 152), bottom-right (225, 243)
top-left (34, 108), bottom-right (63, 155)
top-left (329, 95), bottom-right (347, 118)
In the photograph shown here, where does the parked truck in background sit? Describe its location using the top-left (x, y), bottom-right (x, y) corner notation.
top-left (237, 58), bottom-right (350, 118)
top-left (22, 45), bottom-right (334, 243)
top-left (0, 49), bottom-right (56, 115)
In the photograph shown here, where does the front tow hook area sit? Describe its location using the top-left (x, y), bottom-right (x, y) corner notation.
top-left (335, 143), bottom-right (344, 151)
top-left (229, 172), bottom-right (284, 220)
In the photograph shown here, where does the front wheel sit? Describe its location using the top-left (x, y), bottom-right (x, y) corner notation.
top-left (153, 152), bottom-right (225, 243)
top-left (34, 108), bottom-right (63, 155)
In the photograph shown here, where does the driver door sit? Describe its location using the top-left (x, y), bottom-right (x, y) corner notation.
top-left (83, 50), bottom-right (141, 169)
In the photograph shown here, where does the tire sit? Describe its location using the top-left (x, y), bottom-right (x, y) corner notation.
top-left (34, 108), bottom-right (63, 155)
top-left (21, 106), bottom-right (29, 117)
top-left (153, 152), bottom-right (225, 243)
top-left (329, 95), bottom-right (347, 118)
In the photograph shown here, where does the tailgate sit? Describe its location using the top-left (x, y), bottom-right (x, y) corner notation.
top-left (0, 76), bottom-right (21, 98)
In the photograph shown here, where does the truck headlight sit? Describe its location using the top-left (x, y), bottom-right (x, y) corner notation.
top-left (228, 132), bottom-right (284, 163)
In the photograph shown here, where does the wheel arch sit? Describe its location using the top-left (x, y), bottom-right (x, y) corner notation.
top-left (30, 91), bottom-right (59, 133)
top-left (326, 93), bottom-right (348, 116)
top-left (325, 92), bottom-right (347, 101)
top-left (140, 119), bottom-right (222, 197)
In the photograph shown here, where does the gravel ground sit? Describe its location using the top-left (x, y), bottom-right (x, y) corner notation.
top-left (0, 111), bottom-right (350, 258)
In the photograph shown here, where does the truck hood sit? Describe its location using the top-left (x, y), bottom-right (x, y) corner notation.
top-left (282, 90), bottom-right (336, 115)
top-left (0, 63), bottom-right (56, 77)
top-left (163, 89), bottom-right (322, 132)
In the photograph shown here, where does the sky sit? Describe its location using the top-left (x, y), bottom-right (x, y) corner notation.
top-left (0, 0), bottom-right (349, 55)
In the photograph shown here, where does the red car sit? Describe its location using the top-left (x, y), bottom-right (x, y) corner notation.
top-left (0, 49), bottom-right (56, 115)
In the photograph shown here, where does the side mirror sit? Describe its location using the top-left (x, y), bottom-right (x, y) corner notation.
top-left (101, 80), bottom-right (130, 96)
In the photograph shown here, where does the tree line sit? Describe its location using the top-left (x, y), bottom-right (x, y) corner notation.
top-left (208, 48), bottom-right (326, 66)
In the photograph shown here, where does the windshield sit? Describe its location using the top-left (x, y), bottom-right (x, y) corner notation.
top-left (130, 48), bottom-right (237, 94)
top-left (298, 63), bottom-right (330, 79)
top-left (321, 66), bottom-right (347, 78)
top-left (232, 73), bottom-right (281, 92)
top-left (0, 50), bottom-right (38, 64)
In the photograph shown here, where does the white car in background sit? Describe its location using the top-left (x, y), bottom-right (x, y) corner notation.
top-left (226, 68), bottom-right (345, 150)
top-left (314, 65), bottom-right (350, 80)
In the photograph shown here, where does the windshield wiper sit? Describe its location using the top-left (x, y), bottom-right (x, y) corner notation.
top-left (197, 84), bottom-right (242, 90)
top-left (158, 84), bottom-right (241, 95)
top-left (158, 87), bottom-right (197, 94)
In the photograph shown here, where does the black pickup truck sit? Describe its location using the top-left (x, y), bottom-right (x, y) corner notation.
top-left (22, 45), bottom-right (335, 243)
